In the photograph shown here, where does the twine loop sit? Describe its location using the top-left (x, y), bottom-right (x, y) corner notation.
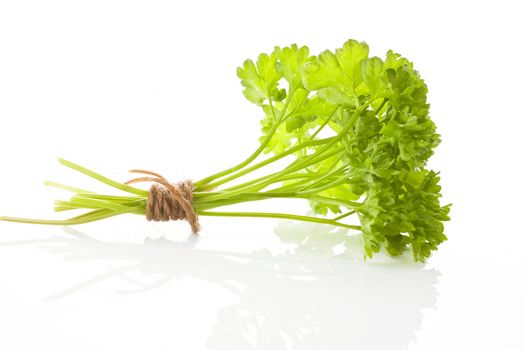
top-left (126, 170), bottom-right (200, 233)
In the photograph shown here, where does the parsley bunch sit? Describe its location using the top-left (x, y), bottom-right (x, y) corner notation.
top-left (1, 39), bottom-right (450, 261)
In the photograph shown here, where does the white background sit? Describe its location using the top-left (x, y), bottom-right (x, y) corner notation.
top-left (1, 1), bottom-right (524, 349)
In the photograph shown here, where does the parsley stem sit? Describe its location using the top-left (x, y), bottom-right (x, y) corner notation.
top-left (193, 121), bottom-right (281, 188)
top-left (0, 208), bottom-right (142, 226)
top-left (333, 210), bottom-right (356, 221)
top-left (58, 158), bottom-right (148, 196)
top-left (195, 148), bottom-right (344, 203)
top-left (198, 137), bottom-right (336, 191)
top-left (194, 91), bottom-right (296, 188)
top-left (197, 210), bottom-right (361, 231)
top-left (308, 110), bottom-right (336, 141)
top-left (44, 181), bottom-right (93, 194)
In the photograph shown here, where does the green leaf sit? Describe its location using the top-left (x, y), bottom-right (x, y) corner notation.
top-left (361, 56), bottom-right (387, 99)
top-left (303, 39), bottom-right (370, 106)
top-left (237, 51), bottom-right (281, 106)
top-left (303, 50), bottom-right (346, 90)
top-left (276, 44), bottom-right (313, 91)
top-left (317, 87), bottom-right (356, 106)
top-left (334, 39), bottom-right (369, 88)
top-left (237, 59), bottom-right (267, 105)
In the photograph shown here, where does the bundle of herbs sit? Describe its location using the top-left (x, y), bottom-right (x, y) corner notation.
top-left (0, 39), bottom-right (450, 261)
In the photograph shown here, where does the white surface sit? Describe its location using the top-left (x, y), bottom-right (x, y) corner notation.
top-left (1, 1), bottom-right (524, 349)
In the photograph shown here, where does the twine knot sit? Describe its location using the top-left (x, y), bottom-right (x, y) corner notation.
top-left (125, 170), bottom-right (200, 233)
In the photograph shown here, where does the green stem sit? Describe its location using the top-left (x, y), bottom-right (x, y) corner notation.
top-left (333, 210), bottom-right (356, 221)
top-left (198, 210), bottom-right (361, 230)
top-left (199, 137), bottom-right (336, 191)
top-left (195, 91), bottom-right (296, 188)
top-left (194, 191), bottom-right (361, 211)
top-left (0, 207), bottom-right (142, 226)
top-left (58, 158), bottom-right (148, 196)
top-left (195, 148), bottom-right (344, 204)
top-left (199, 103), bottom-right (367, 194)
top-left (193, 173), bottom-right (314, 196)
top-left (44, 181), bottom-right (93, 194)
top-left (297, 174), bottom-right (350, 196)
top-left (308, 110), bottom-right (336, 141)
top-left (299, 161), bottom-right (347, 192)
top-left (193, 124), bottom-right (278, 189)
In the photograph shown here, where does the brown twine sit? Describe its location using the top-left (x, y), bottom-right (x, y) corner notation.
top-left (125, 169), bottom-right (200, 233)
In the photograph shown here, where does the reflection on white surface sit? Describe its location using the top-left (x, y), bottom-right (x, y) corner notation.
top-left (0, 222), bottom-right (438, 350)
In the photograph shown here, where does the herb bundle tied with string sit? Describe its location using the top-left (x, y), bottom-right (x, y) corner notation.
top-left (0, 39), bottom-right (450, 262)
